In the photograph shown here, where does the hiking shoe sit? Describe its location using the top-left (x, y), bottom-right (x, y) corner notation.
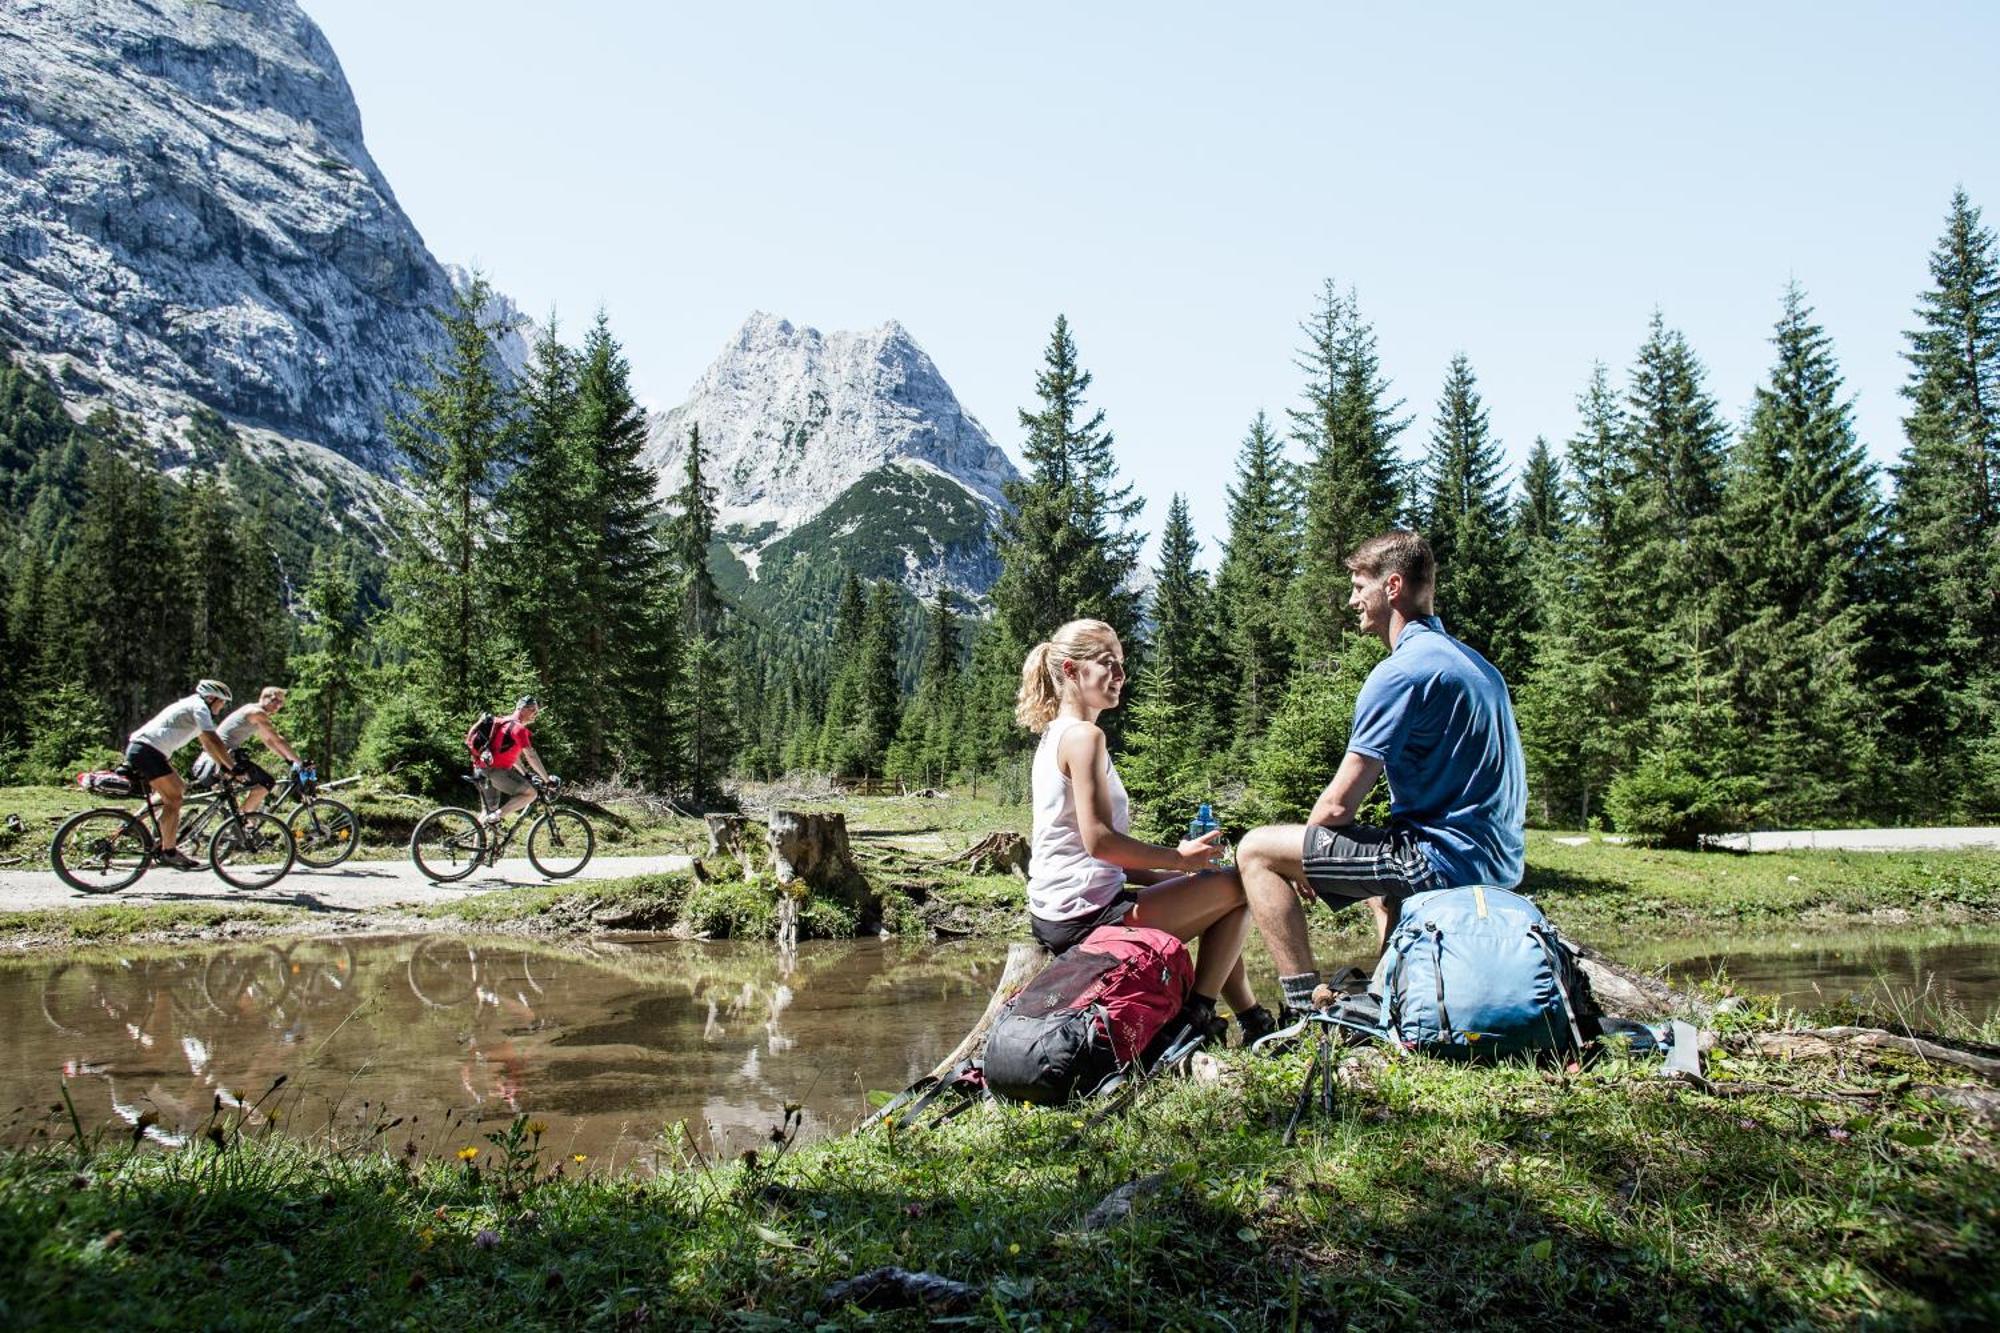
top-left (154, 848), bottom-right (201, 872)
top-left (1234, 1004), bottom-right (1279, 1047)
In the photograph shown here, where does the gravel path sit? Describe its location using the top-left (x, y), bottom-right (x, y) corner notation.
top-left (0, 853), bottom-right (697, 915)
top-left (1705, 827), bottom-right (2000, 853)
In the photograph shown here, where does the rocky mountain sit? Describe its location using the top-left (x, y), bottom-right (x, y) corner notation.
top-left (0, 0), bottom-right (510, 474)
top-left (646, 313), bottom-right (1019, 613)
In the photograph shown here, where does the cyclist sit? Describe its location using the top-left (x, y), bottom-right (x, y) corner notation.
top-left (125, 679), bottom-right (239, 870)
top-left (192, 686), bottom-right (304, 815)
top-left (471, 695), bottom-right (556, 827)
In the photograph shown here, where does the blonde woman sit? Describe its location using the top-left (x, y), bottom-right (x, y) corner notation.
top-left (1017, 619), bottom-right (1274, 1045)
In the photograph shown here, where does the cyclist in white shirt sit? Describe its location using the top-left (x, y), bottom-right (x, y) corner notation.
top-left (191, 686), bottom-right (303, 814)
top-left (124, 679), bottom-right (239, 870)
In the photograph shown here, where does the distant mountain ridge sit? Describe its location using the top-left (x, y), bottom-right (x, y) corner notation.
top-left (0, 0), bottom-right (517, 471)
top-left (646, 313), bottom-right (1020, 609)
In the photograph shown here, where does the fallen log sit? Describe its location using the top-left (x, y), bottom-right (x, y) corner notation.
top-left (1746, 1026), bottom-right (2000, 1083)
top-left (949, 831), bottom-right (1030, 878)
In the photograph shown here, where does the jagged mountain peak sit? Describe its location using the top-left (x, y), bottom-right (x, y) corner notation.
top-left (645, 313), bottom-right (1019, 536)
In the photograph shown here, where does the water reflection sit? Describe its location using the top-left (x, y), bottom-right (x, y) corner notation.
top-left (0, 935), bottom-right (1007, 1165)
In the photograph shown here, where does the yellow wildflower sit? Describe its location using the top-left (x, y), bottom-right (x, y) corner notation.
top-left (525, 1120), bottom-right (548, 1137)
top-left (571, 1154), bottom-right (588, 1165)
top-left (456, 1146), bottom-right (479, 1162)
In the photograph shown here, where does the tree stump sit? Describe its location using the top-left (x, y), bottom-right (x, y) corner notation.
top-left (767, 810), bottom-right (876, 928)
top-left (954, 830), bottom-right (1030, 879)
top-left (705, 813), bottom-right (755, 877)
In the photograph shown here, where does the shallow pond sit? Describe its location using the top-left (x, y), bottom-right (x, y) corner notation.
top-left (1, 935), bottom-right (1009, 1167)
top-left (3, 924), bottom-right (1995, 1166)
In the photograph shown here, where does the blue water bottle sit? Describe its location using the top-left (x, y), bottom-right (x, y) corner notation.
top-left (1189, 802), bottom-right (1230, 864)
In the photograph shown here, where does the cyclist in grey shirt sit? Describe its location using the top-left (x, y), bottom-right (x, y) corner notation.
top-left (191, 686), bottom-right (303, 815)
top-left (125, 679), bottom-right (239, 870)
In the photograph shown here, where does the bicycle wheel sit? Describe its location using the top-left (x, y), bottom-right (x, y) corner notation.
top-left (527, 808), bottom-right (594, 878)
top-left (287, 798), bottom-right (359, 869)
top-left (406, 937), bottom-right (479, 1008)
top-left (209, 812), bottom-right (297, 890)
top-left (410, 807), bottom-right (485, 883)
top-left (51, 808), bottom-right (152, 894)
top-left (201, 945), bottom-right (292, 1020)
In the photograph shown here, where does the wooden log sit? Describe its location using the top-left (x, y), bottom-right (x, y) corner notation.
top-left (927, 941), bottom-right (1051, 1081)
top-left (1573, 944), bottom-right (1709, 1020)
top-left (1747, 1026), bottom-right (2000, 1083)
top-left (705, 813), bottom-right (754, 876)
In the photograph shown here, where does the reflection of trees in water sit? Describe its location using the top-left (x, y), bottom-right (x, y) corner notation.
top-left (4, 934), bottom-right (1008, 1160)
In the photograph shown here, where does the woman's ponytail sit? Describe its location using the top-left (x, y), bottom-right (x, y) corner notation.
top-left (1014, 641), bottom-right (1060, 732)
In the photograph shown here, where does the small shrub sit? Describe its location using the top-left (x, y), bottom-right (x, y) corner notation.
top-left (1604, 754), bottom-right (1758, 850)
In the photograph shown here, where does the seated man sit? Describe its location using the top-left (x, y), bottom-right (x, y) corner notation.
top-left (1237, 530), bottom-right (1526, 1020)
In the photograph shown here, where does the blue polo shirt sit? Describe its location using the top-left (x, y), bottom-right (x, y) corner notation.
top-left (1347, 617), bottom-right (1525, 888)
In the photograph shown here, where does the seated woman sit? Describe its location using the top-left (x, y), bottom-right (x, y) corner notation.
top-left (1017, 618), bottom-right (1274, 1045)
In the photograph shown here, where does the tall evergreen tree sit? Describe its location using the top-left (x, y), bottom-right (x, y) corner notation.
top-left (1514, 436), bottom-right (1565, 547)
top-left (990, 315), bottom-right (1145, 645)
top-left (1213, 411), bottom-right (1297, 745)
top-left (381, 273), bottom-right (520, 719)
top-left (1514, 366), bottom-right (1647, 825)
top-left (496, 316), bottom-right (586, 717)
top-left (291, 546), bottom-right (367, 770)
top-left (1722, 283), bottom-right (1884, 822)
top-left (1623, 314), bottom-right (1734, 768)
top-left (1412, 354), bottom-right (1527, 675)
top-left (1891, 189), bottom-right (2000, 814)
top-left (1287, 281), bottom-right (1406, 663)
top-left (667, 423), bottom-right (736, 798)
top-left (571, 312), bottom-right (676, 780)
top-left (1120, 495), bottom-right (1225, 833)
top-left (887, 587), bottom-right (965, 787)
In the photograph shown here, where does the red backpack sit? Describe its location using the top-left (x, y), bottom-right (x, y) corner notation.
top-left (982, 924), bottom-right (1193, 1105)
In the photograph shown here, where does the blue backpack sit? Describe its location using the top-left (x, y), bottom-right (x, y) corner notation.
top-left (1366, 884), bottom-right (1591, 1057)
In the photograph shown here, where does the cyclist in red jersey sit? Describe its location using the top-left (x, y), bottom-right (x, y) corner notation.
top-left (474, 696), bottom-right (554, 825)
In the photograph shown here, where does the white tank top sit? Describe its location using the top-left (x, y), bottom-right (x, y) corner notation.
top-left (1026, 716), bottom-right (1130, 922)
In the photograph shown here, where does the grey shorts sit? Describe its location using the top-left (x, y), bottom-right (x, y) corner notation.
top-left (1300, 823), bottom-right (1443, 904)
top-left (483, 766), bottom-right (533, 804)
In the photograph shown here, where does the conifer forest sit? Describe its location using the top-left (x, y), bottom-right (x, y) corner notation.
top-left (2, 191), bottom-right (1995, 842)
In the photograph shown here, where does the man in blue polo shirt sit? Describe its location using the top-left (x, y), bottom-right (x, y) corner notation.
top-left (1237, 530), bottom-right (1526, 1021)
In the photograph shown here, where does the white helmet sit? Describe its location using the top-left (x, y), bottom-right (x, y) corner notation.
top-left (195, 679), bottom-right (232, 704)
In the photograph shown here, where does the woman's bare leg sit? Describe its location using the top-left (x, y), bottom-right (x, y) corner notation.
top-left (1128, 870), bottom-right (1257, 1006)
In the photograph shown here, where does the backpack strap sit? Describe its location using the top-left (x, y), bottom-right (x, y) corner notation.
top-left (1426, 923), bottom-right (1454, 1042)
top-left (1530, 926), bottom-right (1587, 1053)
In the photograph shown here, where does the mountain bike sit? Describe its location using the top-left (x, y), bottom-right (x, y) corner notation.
top-left (51, 768), bottom-right (297, 893)
top-left (408, 773), bottom-right (594, 883)
top-left (259, 760), bottom-right (361, 868)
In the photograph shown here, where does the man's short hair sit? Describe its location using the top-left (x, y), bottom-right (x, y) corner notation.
top-left (1345, 530), bottom-right (1436, 593)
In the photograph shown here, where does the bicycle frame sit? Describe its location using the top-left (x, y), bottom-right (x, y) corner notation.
top-left (475, 783), bottom-right (565, 862)
top-left (135, 773), bottom-right (253, 851)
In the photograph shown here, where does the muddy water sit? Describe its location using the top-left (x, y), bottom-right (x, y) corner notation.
top-left (0, 935), bottom-right (1007, 1167)
top-left (5, 926), bottom-right (1995, 1169)
top-left (1632, 924), bottom-right (2000, 1027)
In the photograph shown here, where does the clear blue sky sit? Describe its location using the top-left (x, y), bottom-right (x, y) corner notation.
top-left (308, 1), bottom-right (1999, 564)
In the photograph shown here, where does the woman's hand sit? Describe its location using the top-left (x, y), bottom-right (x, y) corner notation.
top-left (1174, 828), bottom-right (1226, 871)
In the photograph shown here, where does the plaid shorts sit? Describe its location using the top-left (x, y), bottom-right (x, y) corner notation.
top-left (1300, 823), bottom-right (1443, 903)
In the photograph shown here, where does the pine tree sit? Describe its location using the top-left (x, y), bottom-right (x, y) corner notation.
top-left (381, 273), bottom-right (520, 720)
top-left (291, 546), bottom-right (367, 770)
top-left (1624, 314), bottom-right (1734, 769)
top-left (1722, 283), bottom-right (1884, 823)
top-left (1514, 436), bottom-right (1566, 547)
top-left (1514, 366), bottom-right (1647, 825)
top-left (496, 316), bottom-right (586, 718)
top-left (887, 588), bottom-right (965, 787)
top-left (63, 446), bottom-right (179, 736)
top-left (1412, 354), bottom-right (1527, 676)
top-left (666, 423), bottom-right (736, 799)
top-left (1212, 411), bottom-right (1297, 746)
top-left (572, 312), bottom-right (675, 780)
top-left (1891, 189), bottom-right (2000, 814)
top-left (990, 315), bottom-right (1145, 645)
top-left (1287, 281), bottom-right (1406, 664)
top-left (1119, 495), bottom-right (1224, 834)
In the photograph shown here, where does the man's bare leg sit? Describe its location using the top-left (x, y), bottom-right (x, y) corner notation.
top-left (1235, 824), bottom-right (1318, 977)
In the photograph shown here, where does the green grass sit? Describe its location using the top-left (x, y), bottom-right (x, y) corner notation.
top-left (2, 1015), bottom-right (1992, 1328)
top-left (1521, 833), bottom-right (2000, 941)
top-left (0, 902), bottom-right (301, 946)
